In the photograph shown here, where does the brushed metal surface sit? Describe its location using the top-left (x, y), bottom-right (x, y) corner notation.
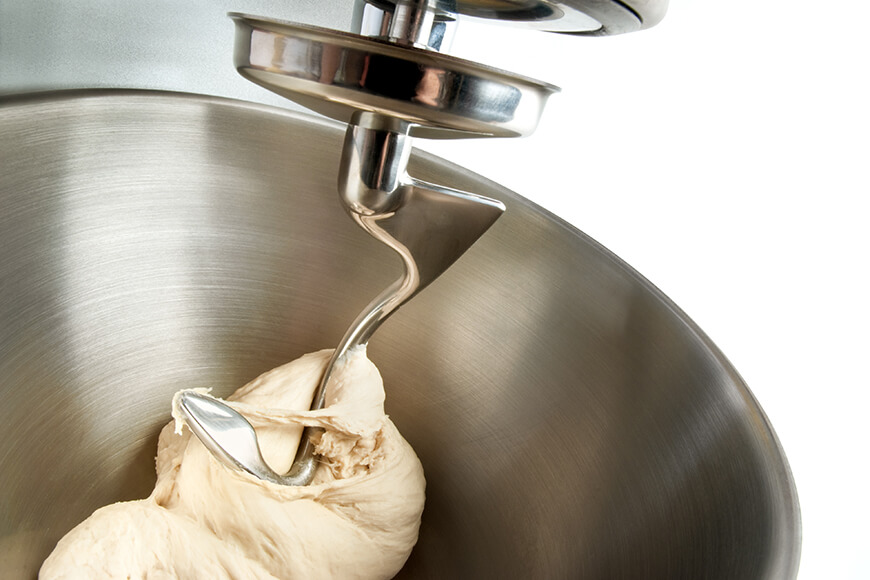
top-left (0, 92), bottom-right (799, 578)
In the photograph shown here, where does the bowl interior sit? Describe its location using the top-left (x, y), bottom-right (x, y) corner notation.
top-left (0, 92), bottom-right (799, 578)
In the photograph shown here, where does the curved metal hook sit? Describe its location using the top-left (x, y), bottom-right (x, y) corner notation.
top-left (178, 112), bottom-right (503, 486)
top-left (283, 113), bottom-right (505, 485)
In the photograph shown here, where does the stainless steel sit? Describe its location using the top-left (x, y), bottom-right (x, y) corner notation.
top-left (334, 116), bottom-right (506, 344)
top-left (177, 391), bottom-right (296, 485)
top-left (288, 112), bottom-right (507, 484)
top-left (356, 1), bottom-right (459, 51)
top-left (231, 14), bottom-right (560, 139)
top-left (360, 0), bottom-right (457, 49)
top-left (353, 0), bottom-right (667, 35)
top-left (0, 92), bottom-right (800, 578)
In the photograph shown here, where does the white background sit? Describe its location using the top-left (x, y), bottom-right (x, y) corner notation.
top-left (421, 2), bottom-right (870, 578)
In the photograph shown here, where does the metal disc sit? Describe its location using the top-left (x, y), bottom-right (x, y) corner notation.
top-left (232, 14), bottom-right (560, 139)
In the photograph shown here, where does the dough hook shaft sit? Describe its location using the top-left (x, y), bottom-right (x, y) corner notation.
top-left (286, 113), bottom-right (505, 484)
top-left (178, 113), bottom-right (504, 485)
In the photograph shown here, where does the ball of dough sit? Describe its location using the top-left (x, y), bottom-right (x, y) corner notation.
top-left (40, 348), bottom-right (426, 579)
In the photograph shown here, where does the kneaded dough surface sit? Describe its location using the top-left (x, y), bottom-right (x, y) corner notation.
top-left (40, 348), bottom-right (426, 580)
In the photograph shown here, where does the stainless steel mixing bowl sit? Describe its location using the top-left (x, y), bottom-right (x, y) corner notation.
top-left (0, 91), bottom-right (800, 578)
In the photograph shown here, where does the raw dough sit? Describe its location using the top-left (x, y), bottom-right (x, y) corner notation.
top-left (39, 347), bottom-right (426, 579)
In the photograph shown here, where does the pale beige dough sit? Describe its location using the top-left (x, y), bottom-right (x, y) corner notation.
top-left (40, 348), bottom-right (426, 579)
